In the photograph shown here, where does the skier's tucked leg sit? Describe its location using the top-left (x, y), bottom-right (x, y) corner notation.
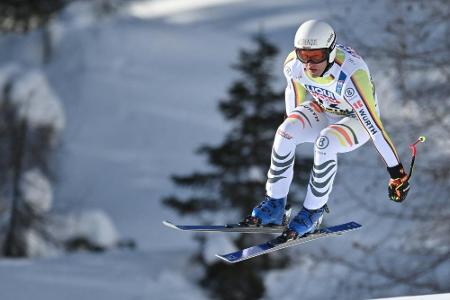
top-left (287, 117), bottom-right (370, 237)
top-left (244, 102), bottom-right (328, 226)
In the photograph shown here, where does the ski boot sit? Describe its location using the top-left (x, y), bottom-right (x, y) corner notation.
top-left (240, 196), bottom-right (291, 227)
top-left (280, 204), bottom-right (329, 241)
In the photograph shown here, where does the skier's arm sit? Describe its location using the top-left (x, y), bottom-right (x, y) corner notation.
top-left (283, 52), bottom-right (307, 115)
top-left (343, 69), bottom-right (401, 168)
top-left (344, 69), bottom-right (410, 202)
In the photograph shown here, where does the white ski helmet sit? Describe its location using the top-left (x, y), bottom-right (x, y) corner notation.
top-left (294, 20), bottom-right (337, 64)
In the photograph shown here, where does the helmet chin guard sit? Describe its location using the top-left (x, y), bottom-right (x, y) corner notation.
top-left (294, 20), bottom-right (336, 64)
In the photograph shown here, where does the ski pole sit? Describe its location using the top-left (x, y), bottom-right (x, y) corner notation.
top-left (406, 136), bottom-right (426, 181)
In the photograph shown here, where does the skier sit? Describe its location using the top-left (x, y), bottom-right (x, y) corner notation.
top-left (242, 20), bottom-right (410, 239)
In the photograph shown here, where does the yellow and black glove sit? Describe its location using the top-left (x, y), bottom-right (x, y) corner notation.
top-left (387, 164), bottom-right (410, 202)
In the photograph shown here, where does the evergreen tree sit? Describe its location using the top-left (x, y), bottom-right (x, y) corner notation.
top-left (0, 0), bottom-right (67, 255)
top-left (0, 0), bottom-right (67, 33)
top-left (163, 34), bottom-right (313, 299)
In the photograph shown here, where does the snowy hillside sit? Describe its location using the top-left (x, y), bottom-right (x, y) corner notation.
top-left (0, 249), bottom-right (207, 300)
top-left (0, 0), bottom-right (447, 299)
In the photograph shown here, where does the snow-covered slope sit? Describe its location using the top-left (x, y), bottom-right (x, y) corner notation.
top-left (0, 250), bottom-right (207, 300)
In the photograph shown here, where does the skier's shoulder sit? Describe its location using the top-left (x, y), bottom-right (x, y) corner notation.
top-left (284, 50), bottom-right (297, 66)
top-left (283, 50), bottom-right (298, 79)
top-left (335, 44), bottom-right (370, 76)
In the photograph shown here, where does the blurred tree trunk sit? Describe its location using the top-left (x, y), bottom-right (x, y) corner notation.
top-left (3, 119), bottom-right (28, 257)
top-left (42, 23), bottom-right (52, 65)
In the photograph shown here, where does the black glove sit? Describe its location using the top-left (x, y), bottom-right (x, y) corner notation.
top-left (387, 164), bottom-right (410, 202)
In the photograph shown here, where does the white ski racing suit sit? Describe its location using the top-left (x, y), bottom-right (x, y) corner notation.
top-left (266, 44), bottom-right (401, 210)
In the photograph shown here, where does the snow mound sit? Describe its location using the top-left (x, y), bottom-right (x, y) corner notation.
top-left (72, 210), bottom-right (120, 249)
top-left (10, 69), bottom-right (65, 134)
top-left (21, 168), bottom-right (53, 215)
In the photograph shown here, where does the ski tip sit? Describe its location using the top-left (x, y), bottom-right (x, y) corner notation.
top-left (162, 220), bottom-right (181, 230)
top-left (215, 254), bottom-right (236, 264)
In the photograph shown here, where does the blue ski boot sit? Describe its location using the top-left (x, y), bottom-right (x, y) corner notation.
top-left (283, 205), bottom-right (328, 239)
top-left (240, 196), bottom-right (291, 226)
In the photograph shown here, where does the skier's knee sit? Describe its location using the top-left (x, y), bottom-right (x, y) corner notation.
top-left (277, 116), bottom-right (302, 143)
top-left (276, 118), bottom-right (299, 142)
top-left (315, 128), bottom-right (337, 154)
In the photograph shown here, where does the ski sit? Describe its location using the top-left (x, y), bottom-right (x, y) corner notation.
top-left (162, 220), bottom-right (286, 234)
top-left (216, 221), bottom-right (362, 263)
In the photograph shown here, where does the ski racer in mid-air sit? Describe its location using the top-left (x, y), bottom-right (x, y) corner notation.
top-left (242, 19), bottom-right (410, 239)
